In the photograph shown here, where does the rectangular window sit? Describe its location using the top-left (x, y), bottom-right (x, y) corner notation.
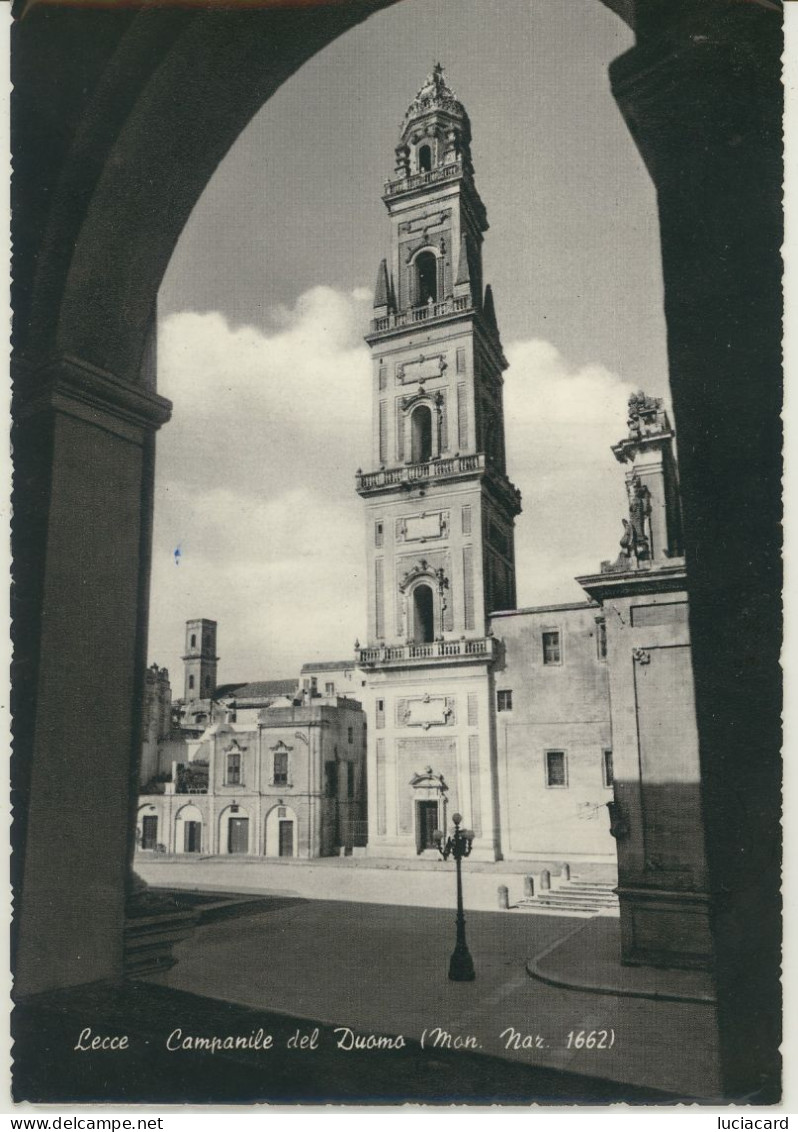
top-left (376, 699), bottom-right (385, 729)
top-left (226, 751), bottom-right (241, 786)
top-left (188, 674), bottom-right (195, 691)
top-left (596, 618), bottom-right (607, 660)
top-left (497, 689), bottom-right (513, 712)
top-left (378, 365), bottom-right (387, 391)
top-left (545, 750), bottom-right (567, 788)
top-left (325, 682), bottom-right (335, 696)
top-left (348, 726), bottom-right (354, 744)
top-left (347, 762), bottom-right (356, 799)
top-left (461, 505), bottom-right (472, 535)
top-left (325, 761), bottom-right (337, 798)
top-left (375, 521), bottom-right (384, 547)
top-left (456, 347), bottom-right (466, 374)
top-left (273, 750), bottom-right (288, 786)
top-left (542, 630), bottom-right (561, 665)
top-left (602, 749), bottom-right (614, 789)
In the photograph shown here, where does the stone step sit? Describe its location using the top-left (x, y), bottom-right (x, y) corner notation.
top-left (534, 890), bottom-right (618, 901)
top-left (566, 880), bottom-right (617, 888)
top-left (124, 908), bottom-right (199, 977)
top-left (526, 899), bottom-right (615, 912)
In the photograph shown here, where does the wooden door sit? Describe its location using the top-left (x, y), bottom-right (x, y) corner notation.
top-left (184, 821), bottom-right (201, 853)
top-left (228, 817), bottom-right (249, 855)
top-left (141, 815), bottom-right (157, 850)
top-left (278, 820), bottom-right (294, 858)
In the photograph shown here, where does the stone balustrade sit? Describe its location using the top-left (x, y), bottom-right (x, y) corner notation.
top-left (384, 160), bottom-right (462, 197)
top-left (370, 294), bottom-right (472, 334)
top-left (356, 636), bottom-right (494, 668)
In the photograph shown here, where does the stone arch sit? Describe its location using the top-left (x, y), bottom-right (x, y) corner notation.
top-left (411, 246), bottom-right (440, 306)
top-left (411, 582), bottom-right (435, 644)
top-left (410, 402), bottom-right (433, 463)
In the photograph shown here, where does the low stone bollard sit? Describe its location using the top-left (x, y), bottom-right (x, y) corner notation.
top-left (560, 863), bottom-right (571, 881)
top-left (523, 874), bottom-right (534, 898)
top-left (539, 869), bottom-right (551, 891)
top-left (497, 885), bottom-right (510, 910)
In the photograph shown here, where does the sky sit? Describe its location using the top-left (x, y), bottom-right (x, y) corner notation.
top-left (150, 0), bottom-right (671, 687)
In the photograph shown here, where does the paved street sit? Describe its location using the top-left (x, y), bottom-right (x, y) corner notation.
top-left (135, 854), bottom-right (614, 913)
top-left (144, 895), bottom-right (720, 1099)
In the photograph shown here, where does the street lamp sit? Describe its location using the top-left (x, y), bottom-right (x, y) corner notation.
top-left (433, 812), bottom-right (476, 982)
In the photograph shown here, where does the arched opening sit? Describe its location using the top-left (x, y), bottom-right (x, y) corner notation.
top-left (411, 404), bottom-right (433, 463)
top-left (175, 804), bottom-right (203, 854)
top-left (418, 144), bottom-right (432, 172)
top-left (412, 584), bottom-right (435, 644)
top-left (221, 805), bottom-right (249, 855)
top-left (415, 250), bottom-right (438, 305)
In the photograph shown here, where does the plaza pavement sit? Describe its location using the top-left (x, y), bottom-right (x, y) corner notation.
top-left (135, 854), bottom-right (611, 913)
top-left (142, 893), bottom-right (722, 1101)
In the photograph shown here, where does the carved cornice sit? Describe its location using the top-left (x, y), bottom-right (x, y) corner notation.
top-left (13, 353), bottom-right (173, 438)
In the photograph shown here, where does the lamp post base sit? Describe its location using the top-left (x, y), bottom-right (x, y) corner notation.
top-left (448, 942), bottom-right (476, 982)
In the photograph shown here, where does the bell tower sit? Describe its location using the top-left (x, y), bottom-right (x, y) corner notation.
top-left (182, 618), bottom-right (218, 702)
top-left (355, 67), bottom-right (519, 862)
top-left (357, 64), bottom-right (521, 651)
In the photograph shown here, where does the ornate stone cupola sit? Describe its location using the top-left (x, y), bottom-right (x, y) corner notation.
top-left (394, 63), bottom-right (474, 183)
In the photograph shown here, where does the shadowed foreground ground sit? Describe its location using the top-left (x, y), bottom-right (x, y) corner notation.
top-left (13, 895), bottom-right (719, 1104)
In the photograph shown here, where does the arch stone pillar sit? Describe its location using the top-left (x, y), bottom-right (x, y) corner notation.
top-left (13, 351), bottom-right (171, 995)
top-left (608, 3), bottom-right (782, 1101)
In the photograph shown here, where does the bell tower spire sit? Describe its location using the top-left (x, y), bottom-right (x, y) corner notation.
top-left (356, 66), bottom-right (521, 653)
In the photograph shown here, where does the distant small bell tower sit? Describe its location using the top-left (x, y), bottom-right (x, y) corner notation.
top-left (182, 618), bottom-right (218, 701)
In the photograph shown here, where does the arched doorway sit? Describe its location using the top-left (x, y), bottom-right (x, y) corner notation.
top-left (410, 404), bottom-right (433, 463)
top-left (175, 803), bottom-right (203, 854)
top-left (220, 805), bottom-right (250, 855)
top-left (412, 584), bottom-right (435, 644)
top-left (136, 804), bottom-right (160, 852)
top-left (417, 143), bottom-right (432, 172)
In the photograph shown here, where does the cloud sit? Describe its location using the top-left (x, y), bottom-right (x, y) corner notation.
top-left (149, 288), bottom-right (638, 687)
top-left (502, 338), bottom-right (637, 606)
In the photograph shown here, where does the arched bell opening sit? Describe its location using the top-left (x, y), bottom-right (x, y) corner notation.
top-left (418, 143), bottom-right (432, 172)
top-left (412, 583), bottom-right (435, 644)
top-left (411, 403), bottom-right (433, 463)
top-left (415, 250), bottom-right (438, 305)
